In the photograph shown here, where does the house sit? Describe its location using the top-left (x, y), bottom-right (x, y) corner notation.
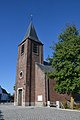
top-left (0, 86), bottom-right (10, 103)
top-left (14, 22), bottom-right (70, 106)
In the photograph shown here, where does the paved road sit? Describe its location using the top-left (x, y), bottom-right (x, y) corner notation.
top-left (0, 104), bottom-right (80, 120)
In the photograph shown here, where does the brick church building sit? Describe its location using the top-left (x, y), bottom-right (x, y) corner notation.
top-left (14, 22), bottom-right (69, 106)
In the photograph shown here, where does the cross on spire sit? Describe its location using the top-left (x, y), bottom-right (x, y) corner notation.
top-left (30, 14), bottom-right (33, 22)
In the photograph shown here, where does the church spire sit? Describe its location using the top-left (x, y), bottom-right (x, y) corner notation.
top-left (19, 22), bottom-right (43, 46)
top-left (24, 22), bottom-right (42, 44)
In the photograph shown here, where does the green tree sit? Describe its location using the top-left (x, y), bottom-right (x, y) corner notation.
top-left (49, 25), bottom-right (80, 109)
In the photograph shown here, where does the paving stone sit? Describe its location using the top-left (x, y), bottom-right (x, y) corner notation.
top-left (0, 104), bottom-right (80, 120)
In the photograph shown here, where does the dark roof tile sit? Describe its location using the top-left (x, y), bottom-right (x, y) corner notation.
top-left (36, 62), bottom-right (54, 73)
top-left (19, 22), bottom-right (43, 46)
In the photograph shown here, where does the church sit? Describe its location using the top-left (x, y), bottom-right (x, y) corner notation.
top-left (14, 22), bottom-right (69, 106)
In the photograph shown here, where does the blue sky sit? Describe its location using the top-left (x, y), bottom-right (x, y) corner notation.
top-left (0, 0), bottom-right (80, 94)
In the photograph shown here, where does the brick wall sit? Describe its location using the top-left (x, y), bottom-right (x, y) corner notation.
top-left (49, 79), bottom-right (70, 103)
top-left (35, 63), bottom-right (46, 106)
top-left (35, 63), bottom-right (70, 106)
top-left (14, 38), bottom-right (43, 106)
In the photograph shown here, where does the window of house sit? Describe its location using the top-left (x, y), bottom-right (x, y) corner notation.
top-left (33, 43), bottom-right (38, 54)
top-left (21, 44), bottom-right (24, 55)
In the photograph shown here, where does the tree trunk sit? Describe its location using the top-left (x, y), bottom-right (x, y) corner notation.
top-left (70, 96), bottom-right (74, 109)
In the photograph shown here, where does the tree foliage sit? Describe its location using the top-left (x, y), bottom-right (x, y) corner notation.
top-left (49, 25), bottom-right (80, 95)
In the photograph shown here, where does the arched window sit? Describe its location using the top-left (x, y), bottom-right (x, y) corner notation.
top-left (21, 44), bottom-right (24, 55)
top-left (33, 43), bottom-right (38, 54)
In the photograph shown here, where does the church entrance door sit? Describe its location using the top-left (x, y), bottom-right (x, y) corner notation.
top-left (18, 89), bottom-right (22, 106)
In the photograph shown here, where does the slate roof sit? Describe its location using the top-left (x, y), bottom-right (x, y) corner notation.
top-left (19, 22), bottom-right (43, 46)
top-left (2, 88), bottom-right (8, 94)
top-left (36, 62), bottom-right (54, 73)
top-left (0, 86), bottom-right (8, 94)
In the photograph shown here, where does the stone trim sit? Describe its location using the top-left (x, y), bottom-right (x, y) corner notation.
top-left (17, 87), bottom-right (23, 106)
top-left (25, 102), bottom-right (35, 106)
top-left (35, 102), bottom-right (43, 106)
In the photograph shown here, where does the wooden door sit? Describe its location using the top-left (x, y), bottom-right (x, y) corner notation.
top-left (18, 89), bottom-right (22, 106)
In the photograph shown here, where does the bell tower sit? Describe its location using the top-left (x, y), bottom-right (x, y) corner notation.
top-left (14, 22), bottom-right (43, 106)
